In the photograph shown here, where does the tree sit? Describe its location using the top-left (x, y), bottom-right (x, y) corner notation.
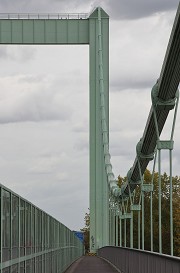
top-left (81, 209), bottom-right (90, 253)
top-left (117, 169), bottom-right (180, 256)
top-left (82, 170), bottom-right (180, 256)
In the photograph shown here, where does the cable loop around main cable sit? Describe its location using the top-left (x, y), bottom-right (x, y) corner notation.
top-left (151, 81), bottom-right (177, 110)
top-left (136, 138), bottom-right (154, 161)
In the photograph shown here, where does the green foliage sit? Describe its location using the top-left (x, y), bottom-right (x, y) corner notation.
top-left (117, 175), bottom-right (127, 187)
top-left (82, 170), bottom-right (180, 256)
top-left (81, 209), bottom-right (90, 253)
top-left (120, 169), bottom-right (180, 256)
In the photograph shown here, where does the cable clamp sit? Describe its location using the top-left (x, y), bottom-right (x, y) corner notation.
top-left (151, 81), bottom-right (177, 110)
top-left (130, 204), bottom-right (141, 211)
top-left (136, 138), bottom-right (154, 161)
top-left (141, 184), bottom-right (153, 192)
top-left (120, 213), bottom-right (132, 219)
top-left (157, 140), bottom-right (174, 150)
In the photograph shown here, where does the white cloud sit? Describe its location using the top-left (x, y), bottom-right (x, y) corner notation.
top-left (0, 45), bottom-right (36, 61)
top-left (0, 74), bottom-right (72, 123)
top-left (29, 152), bottom-right (70, 174)
top-left (102, 0), bottom-right (179, 20)
top-left (72, 120), bottom-right (88, 132)
top-left (110, 11), bottom-right (175, 91)
top-left (74, 136), bottom-right (89, 153)
top-left (0, 0), bottom-right (178, 20)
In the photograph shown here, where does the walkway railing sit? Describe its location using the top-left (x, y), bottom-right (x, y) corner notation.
top-left (98, 246), bottom-right (180, 273)
top-left (0, 184), bottom-right (84, 273)
top-left (0, 13), bottom-right (88, 20)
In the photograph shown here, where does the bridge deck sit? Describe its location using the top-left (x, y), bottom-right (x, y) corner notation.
top-left (64, 256), bottom-right (119, 273)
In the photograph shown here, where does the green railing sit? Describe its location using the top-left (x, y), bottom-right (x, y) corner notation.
top-left (0, 13), bottom-right (88, 20)
top-left (0, 184), bottom-right (84, 273)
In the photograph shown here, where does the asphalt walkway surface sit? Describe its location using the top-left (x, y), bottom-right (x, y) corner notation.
top-left (64, 256), bottom-right (119, 273)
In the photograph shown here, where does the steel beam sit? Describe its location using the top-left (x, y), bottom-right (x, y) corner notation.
top-left (89, 7), bottom-right (110, 252)
top-left (0, 19), bottom-right (89, 44)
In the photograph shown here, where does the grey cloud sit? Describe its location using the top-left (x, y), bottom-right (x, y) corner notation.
top-left (0, 0), bottom-right (179, 19)
top-left (110, 77), bottom-right (154, 92)
top-left (0, 47), bottom-right (8, 59)
top-left (0, 46), bottom-right (36, 62)
top-left (0, 104), bottom-right (70, 124)
top-left (110, 135), bottom-right (140, 158)
top-left (74, 138), bottom-right (88, 152)
top-left (8, 46), bottom-right (36, 62)
top-left (0, 45), bottom-right (36, 62)
top-left (18, 74), bottom-right (46, 83)
top-left (72, 120), bottom-right (88, 132)
top-left (28, 153), bottom-right (70, 175)
top-left (0, 0), bottom-right (91, 13)
top-left (0, 0), bottom-right (57, 13)
top-left (96, 0), bottom-right (179, 20)
top-left (111, 148), bottom-right (134, 160)
top-left (0, 102), bottom-right (71, 124)
top-left (14, 46), bottom-right (36, 62)
top-left (0, 77), bottom-right (72, 123)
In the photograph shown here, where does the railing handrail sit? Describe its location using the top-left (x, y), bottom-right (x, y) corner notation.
top-left (99, 246), bottom-right (180, 262)
top-left (0, 13), bottom-right (89, 20)
top-left (98, 246), bottom-right (180, 273)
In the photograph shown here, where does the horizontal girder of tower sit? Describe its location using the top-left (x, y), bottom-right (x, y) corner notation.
top-left (0, 16), bottom-right (89, 44)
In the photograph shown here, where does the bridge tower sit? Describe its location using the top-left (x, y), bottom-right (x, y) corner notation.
top-left (89, 8), bottom-right (109, 252)
top-left (0, 7), bottom-right (110, 253)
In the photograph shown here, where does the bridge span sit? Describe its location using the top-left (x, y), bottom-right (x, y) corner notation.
top-left (64, 256), bottom-right (118, 273)
top-left (0, 2), bottom-right (180, 273)
top-left (64, 250), bottom-right (180, 273)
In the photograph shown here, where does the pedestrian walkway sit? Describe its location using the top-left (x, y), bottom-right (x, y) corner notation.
top-left (64, 256), bottom-right (119, 273)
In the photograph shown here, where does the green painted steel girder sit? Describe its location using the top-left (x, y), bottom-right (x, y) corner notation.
top-left (0, 19), bottom-right (89, 44)
top-left (89, 7), bottom-right (110, 252)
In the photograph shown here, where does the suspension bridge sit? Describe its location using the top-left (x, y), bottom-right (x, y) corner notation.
top-left (0, 4), bottom-right (180, 273)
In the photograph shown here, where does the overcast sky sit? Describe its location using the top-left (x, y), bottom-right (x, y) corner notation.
top-left (0, 0), bottom-right (179, 231)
